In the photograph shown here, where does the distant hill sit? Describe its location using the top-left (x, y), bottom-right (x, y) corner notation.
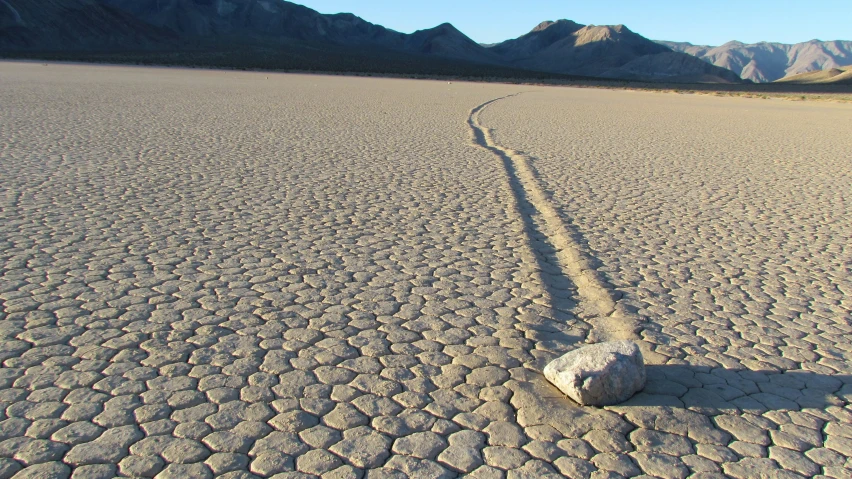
top-left (404, 22), bottom-right (502, 65)
top-left (491, 20), bottom-right (742, 83)
top-left (659, 39), bottom-right (852, 83)
top-left (775, 67), bottom-right (852, 85)
top-left (1, 1), bottom-right (743, 83)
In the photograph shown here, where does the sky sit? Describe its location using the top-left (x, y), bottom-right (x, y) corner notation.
top-left (293, 0), bottom-right (851, 46)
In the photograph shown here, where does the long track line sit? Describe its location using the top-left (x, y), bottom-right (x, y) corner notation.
top-left (468, 94), bottom-right (643, 342)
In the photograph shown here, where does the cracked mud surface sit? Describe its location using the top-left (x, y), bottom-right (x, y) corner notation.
top-left (0, 62), bottom-right (850, 478)
top-left (481, 89), bottom-right (852, 478)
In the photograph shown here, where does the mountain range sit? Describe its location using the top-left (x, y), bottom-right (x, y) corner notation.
top-left (0, 0), bottom-right (740, 83)
top-left (659, 39), bottom-right (852, 83)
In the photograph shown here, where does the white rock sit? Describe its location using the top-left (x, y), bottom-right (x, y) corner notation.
top-left (543, 340), bottom-right (645, 406)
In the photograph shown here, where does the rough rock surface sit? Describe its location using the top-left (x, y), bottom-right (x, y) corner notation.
top-left (544, 341), bottom-right (646, 406)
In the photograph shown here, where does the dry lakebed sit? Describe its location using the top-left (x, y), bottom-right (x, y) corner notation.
top-left (0, 61), bottom-right (850, 478)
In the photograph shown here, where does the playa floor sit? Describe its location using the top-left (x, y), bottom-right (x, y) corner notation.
top-left (0, 62), bottom-right (850, 479)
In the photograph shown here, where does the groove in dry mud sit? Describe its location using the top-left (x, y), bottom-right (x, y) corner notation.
top-left (468, 95), bottom-right (643, 342)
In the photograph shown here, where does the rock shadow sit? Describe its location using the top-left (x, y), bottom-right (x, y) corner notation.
top-left (622, 364), bottom-right (851, 413)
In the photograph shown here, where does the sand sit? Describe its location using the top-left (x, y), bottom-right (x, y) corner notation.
top-left (0, 61), bottom-right (850, 478)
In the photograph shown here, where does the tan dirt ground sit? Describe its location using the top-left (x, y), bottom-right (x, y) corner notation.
top-left (0, 61), bottom-right (850, 479)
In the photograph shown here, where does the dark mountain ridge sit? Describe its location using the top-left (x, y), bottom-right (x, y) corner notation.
top-left (0, 0), bottom-right (176, 50)
top-left (404, 22), bottom-right (502, 64)
top-left (99, 0), bottom-right (404, 46)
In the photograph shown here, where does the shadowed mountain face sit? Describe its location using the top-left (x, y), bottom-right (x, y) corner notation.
top-left (0, 0), bottom-right (175, 50)
top-left (488, 20), bottom-right (742, 83)
top-left (1, 1), bottom-right (741, 82)
top-left (659, 39), bottom-right (852, 83)
top-left (99, 0), bottom-right (406, 47)
top-left (405, 23), bottom-right (501, 65)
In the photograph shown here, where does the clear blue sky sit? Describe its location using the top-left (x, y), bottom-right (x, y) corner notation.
top-left (294, 0), bottom-right (851, 46)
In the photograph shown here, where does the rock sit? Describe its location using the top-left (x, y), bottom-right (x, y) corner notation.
top-left (543, 341), bottom-right (645, 406)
